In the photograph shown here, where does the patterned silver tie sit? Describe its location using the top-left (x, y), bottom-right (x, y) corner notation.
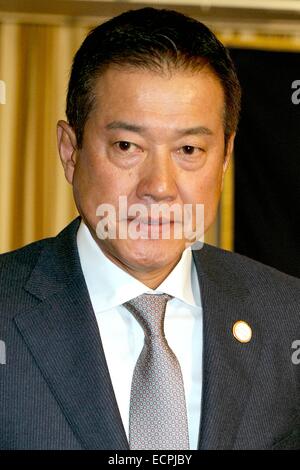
top-left (124, 293), bottom-right (190, 450)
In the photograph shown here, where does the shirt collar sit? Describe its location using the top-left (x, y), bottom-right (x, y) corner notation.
top-left (76, 220), bottom-right (200, 313)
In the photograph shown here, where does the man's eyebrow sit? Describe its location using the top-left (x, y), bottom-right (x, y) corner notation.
top-left (106, 121), bottom-right (145, 133)
top-left (105, 121), bottom-right (213, 136)
top-left (176, 126), bottom-right (213, 137)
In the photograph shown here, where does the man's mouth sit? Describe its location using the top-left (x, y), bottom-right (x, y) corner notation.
top-left (127, 216), bottom-right (175, 226)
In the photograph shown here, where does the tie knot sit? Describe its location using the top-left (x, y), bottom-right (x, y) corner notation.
top-left (124, 293), bottom-right (172, 337)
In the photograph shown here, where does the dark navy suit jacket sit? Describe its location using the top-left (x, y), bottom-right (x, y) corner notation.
top-left (0, 217), bottom-right (300, 449)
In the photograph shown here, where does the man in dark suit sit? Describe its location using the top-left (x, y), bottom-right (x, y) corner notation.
top-left (0, 8), bottom-right (300, 450)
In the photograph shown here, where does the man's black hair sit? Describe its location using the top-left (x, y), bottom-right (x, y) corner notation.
top-left (66, 7), bottom-right (241, 149)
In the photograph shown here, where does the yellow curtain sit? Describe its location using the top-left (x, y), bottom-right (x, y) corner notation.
top-left (1, 18), bottom-right (297, 254)
top-left (0, 22), bottom-right (89, 253)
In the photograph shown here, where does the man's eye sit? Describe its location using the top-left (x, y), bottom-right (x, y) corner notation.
top-left (115, 141), bottom-right (136, 152)
top-left (179, 146), bottom-right (203, 156)
top-left (115, 140), bottom-right (143, 155)
top-left (183, 146), bottom-right (195, 155)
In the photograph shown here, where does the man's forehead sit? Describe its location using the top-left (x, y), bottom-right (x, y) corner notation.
top-left (92, 65), bottom-right (224, 108)
top-left (93, 62), bottom-right (221, 92)
top-left (88, 66), bottom-right (225, 134)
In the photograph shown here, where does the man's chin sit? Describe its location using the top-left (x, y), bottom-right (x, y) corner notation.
top-left (102, 238), bottom-right (186, 273)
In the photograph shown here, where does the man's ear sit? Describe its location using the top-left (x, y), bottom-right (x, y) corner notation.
top-left (57, 120), bottom-right (78, 184)
top-left (221, 132), bottom-right (236, 190)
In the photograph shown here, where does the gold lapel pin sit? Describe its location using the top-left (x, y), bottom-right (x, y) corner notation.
top-left (233, 320), bottom-right (252, 343)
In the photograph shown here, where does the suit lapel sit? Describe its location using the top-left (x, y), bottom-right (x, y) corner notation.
top-left (193, 247), bottom-right (263, 449)
top-left (14, 217), bottom-right (129, 450)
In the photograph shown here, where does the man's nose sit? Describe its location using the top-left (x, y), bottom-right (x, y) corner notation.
top-left (136, 150), bottom-right (178, 203)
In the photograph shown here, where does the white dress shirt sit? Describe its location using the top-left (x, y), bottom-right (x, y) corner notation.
top-left (77, 221), bottom-right (203, 449)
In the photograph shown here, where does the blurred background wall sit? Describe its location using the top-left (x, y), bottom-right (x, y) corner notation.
top-left (0, 0), bottom-right (299, 276)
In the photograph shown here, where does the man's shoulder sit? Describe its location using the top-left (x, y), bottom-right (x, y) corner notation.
top-left (194, 242), bottom-right (300, 297)
top-left (0, 218), bottom-right (81, 322)
top-left (0, 237), bottom-right (53, 283)
top-left (0, 238), bottom-right (54, 320)
top-left (0, 218), bottom-right (80, 281)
